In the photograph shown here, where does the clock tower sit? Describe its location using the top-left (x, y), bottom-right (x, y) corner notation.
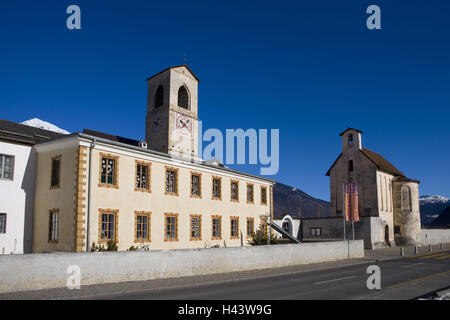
top-left (145, 65), bottom-right (200, 161)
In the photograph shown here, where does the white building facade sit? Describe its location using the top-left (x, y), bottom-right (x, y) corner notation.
top-left (0, 119), bottom-right (62, 254)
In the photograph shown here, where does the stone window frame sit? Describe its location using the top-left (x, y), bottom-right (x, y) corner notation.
top-left (177, 85), bottom-right (190, 110)
top-left (98, 153), bottom-right (119, 189)
top-left (260, 216), bottom-right (268, 234)
top-left (164, 212), bottom-right (179, 242)
top-left (189, 214), bottom-right (202, 241)
top-left (98, 209), bottom-right (119, 244)
top-left (230, 216), bottom-right (239, 240)
top-left (401, 185), bottom-right (412, 213)
top-left (134, 160), bottom-right (152, 193)
top-left (211, 215), bottom-right (222, 240)
top-left (230, 179), bottom-right (239, 202)
top-left (246, 217), bottom-right (254, 238)
top-left (0, 153), bottom-right (14, 181)
top-left (50, 155), bottom-right (62, 189)
top-left (246, 183), bottom-right (254, 204)
top-left (165, 166), bottom-right (179, 196)
top-left (48, 209), bottom-right (59, 243)
top-left (190, 171), bottom-right (202, 199)
top-left (134, 211), bottom-right (151, 243)
top-left (0, 213), bottom-right (6, 234)
top-left (260, 186), bottom-right (268, 205)
top-left (211, 176), bottom-right (222, 200)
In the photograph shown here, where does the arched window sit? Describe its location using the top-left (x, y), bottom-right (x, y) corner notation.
top-left (155, 85), bottom-right (164, 108)
top-left (401, 185), bottom-right (412, 213)
top-left (178, 86), bottom-right (189, 109)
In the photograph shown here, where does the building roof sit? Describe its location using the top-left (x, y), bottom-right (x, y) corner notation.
top-left (394, 176), bottom-right (420, 184)
top-left (326, 147), bottom-right (419, 183)
top-left (339, 128), bottom-right (363, 136)
top-left (0, 118), bottom-right (63, 145)
top-left (83, 129), bottom-right (141, 147)
top-left (146, 65), bottom-right (200, 82)
top-left (360, 147), bottom-right (405, 177)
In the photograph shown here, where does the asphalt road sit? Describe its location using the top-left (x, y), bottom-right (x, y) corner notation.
top-left (94, 249), bottom-right (450, 300)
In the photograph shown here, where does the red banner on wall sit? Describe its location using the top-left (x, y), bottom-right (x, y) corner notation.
top-left (345, 183), bottom-right (359, 222)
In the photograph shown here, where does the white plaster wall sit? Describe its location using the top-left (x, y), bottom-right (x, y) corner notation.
top-left (376, 171), bottom-right (395, 244)
top-left (0, 240), bottom-right (364, 293)
top-left (273, 215), bottom-right (301, 239)
top-left (0, 141), bottom-right (35, 254)
top-left (419, 229), bottom-right (450, 245)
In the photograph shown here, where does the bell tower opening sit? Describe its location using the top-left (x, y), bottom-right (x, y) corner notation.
top-left (178, 85), bottom-right (190, 109)
top-left (340, 128), bottom-right (363, 153)
top-left (155, 85), bottom-right (164, 108)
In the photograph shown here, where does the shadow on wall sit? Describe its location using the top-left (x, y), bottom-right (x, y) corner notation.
top-left (21, 149), bottom-right (36, 254)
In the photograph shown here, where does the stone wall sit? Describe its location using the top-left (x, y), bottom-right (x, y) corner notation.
top-left (0, 240), bottom-right (364, 293)
top-left (419, 229), bottom-right (450, 245)
top-left (300, 216), bottom-right (389, 249)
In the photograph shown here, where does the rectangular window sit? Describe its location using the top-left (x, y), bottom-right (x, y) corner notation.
top-left (212, 177), bottom-right (221, 199)
top-left (230, 180), bottom-right (239, 201)
top-left (190, 215), bottom-right (201, 240)
top-left (349, 160), bottom-right (354, 172)
top-left (310, 228), bottom-right (321, 236)
top-left (165, 213), bottom-right (178, 241)
top-left (230, 217), bottom-right (239, 239)
top-left (136, 162), bottom-right (150, 191)
top-left (246, 218), bottom-right (254, 237)
top-left (0, 213), bottom-right (6, 234)
top-left (260, 217), bottom-right (268, 234)
top-left (261, 187), bottom-right (267, 205)
top-left (191, 173), bottom-right (201, 197)
top-left (165, 168), bottom-right (178, 194)
top-left (0, 154), bottom-right (14, 180)
top-left (100, 156), bottom-right (117, 186)
top-left (50, 156), bottom-right (61, 188)
top-left (100, 212), bottom-right (116, 241)
top-left (48, 210), bottom-right (59, 242)
top-left (247, 184), bottom-right (254, 203)
top-left (212, 216), bottom-right (222, 240)
top-left (135, 212), bottom-right (151, 241)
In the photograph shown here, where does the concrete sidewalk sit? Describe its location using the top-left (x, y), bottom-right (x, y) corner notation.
top-left (364, 243), bottom-right (450, 261)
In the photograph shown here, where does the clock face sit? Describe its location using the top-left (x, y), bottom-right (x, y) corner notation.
top-left (176, 113), bottom-right (192, 136)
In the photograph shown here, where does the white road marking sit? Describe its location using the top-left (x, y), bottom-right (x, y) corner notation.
top-left (314, 275), bottom-right (357, 285)
top-left (402, 262), bottom-right (425, 268)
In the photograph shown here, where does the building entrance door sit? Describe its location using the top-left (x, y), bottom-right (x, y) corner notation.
top-left (385, 225), bottom-right (390, 247)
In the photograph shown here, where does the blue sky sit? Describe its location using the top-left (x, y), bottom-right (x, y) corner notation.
top-left (1, 1), bottom-right (449, 201)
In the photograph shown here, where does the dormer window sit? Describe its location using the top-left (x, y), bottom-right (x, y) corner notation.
top-left (348, 134), bottom-right (354, 146)
top-left (155, 85), bottom-right (164, 108)
top-left (178, 86), bottom-right (189, 109)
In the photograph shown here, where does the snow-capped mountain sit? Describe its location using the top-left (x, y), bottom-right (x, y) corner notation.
top-left (420, 195), bottom-right (450, 204)
top-left (21, 118), bottom-right (70, 135)
top-left (419, 195), bottom-right (450, 225)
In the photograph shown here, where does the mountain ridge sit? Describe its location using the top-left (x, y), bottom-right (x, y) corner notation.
top-left (273, 183), bottom-right (331, 219)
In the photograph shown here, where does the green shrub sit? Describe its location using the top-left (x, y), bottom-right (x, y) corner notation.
top-left (89, 241), bottom-right (117, 252)
top-left (247, 225), bottom-right (277, 246)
